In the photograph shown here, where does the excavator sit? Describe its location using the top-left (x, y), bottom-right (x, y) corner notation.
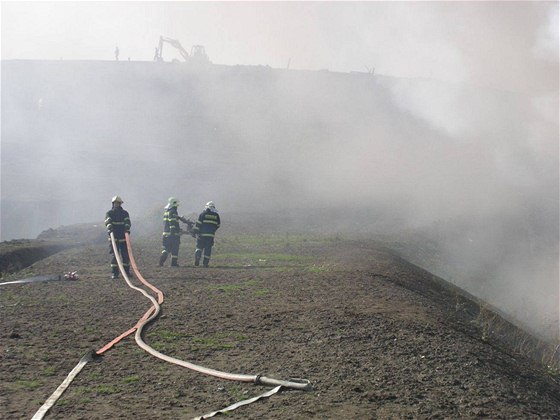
top-left (155, 36), bottom-right (210, 64)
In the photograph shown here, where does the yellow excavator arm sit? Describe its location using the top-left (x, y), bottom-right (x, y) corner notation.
top-left (157, 36), bottom-right (190, 61)
top-left (156, 36), bottom-right (211, 64)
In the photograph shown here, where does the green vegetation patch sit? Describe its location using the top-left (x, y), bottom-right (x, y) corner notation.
top-left (220, 233), bottom-right (338, 251)
top-left (74, 383), bottom-right (120, 395)
top-left (147, 329), bottom-right (187, 352)
top-left (87, 372), bottom-right (102, 381)
top-left (148, 329), bottom-right (186, 341)
top-left (212, 251), bottom-right (315, 269)
top-left (190, 332), bottom-right (248, 351)
top-left (212, 233), bottom-right (336, 271)
top-left (46, 293), bottom-right (70, 304)
top-left (206, 278), bottom-right (271, 296)
top-left (94, 384), bottom-right (120, 395)
top-left (0, 289), bottom-right (36, 308)
top-left (307, 264), bottom-right (333, 273)
top-left (14, 379), bottom-right (42, 390)
top-left (225, 383), bottom-right (252, 401)
top-left (42, 366), bottom-right (56, 376)
top-left (123, 375), bottom-right (140, 384)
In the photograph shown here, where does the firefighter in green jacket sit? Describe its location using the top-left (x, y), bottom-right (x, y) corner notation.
top-left (159, 197), bottom-right (190, 267)
top-left (193, 201), bottom-right (221, 268)
top-left (105, 195), bottom-right (131, 279)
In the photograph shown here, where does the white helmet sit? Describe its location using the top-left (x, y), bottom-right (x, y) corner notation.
top-left (112, 195), bottom-right (123, 204)
top-left (205, 201), bottom-right (216, 210)
top-left (168, 197), bottom-right (179, 207)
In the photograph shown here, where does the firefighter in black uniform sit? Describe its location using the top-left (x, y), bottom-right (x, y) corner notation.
top-left (193, 201), bottom-right (221, 267)
top-left (105, 195), bottom-right (131, 279)
top-left (159, 197), bottom-right (190, 267)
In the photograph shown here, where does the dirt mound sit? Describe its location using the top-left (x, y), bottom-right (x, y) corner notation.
top-left (0, 240), bottom-right (71, 276)
top-left (36, 223), bottom-right (106, 244)
top-left (0, 224), bottom-right (107, 276)
top-left (1, 231), bottom-right (559, 419)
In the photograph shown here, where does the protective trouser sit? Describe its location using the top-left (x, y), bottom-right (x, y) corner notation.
top-left (195, 236), bottom-right (214, 267)
top-left (160, 235), bottom-right (181, 266)
top-left (110, 239), bottom-right (130, 276)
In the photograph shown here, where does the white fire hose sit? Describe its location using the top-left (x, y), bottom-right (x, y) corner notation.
top-left (115, 232), bottom-right (311, 391)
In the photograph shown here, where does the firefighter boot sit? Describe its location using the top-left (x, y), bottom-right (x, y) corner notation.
top-left (194, 249), bottom-right (202, 266)
top-left (159, 251), bottom-right (168, 267)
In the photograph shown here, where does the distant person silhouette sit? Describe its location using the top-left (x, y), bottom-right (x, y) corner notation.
top-left (153, 47), bottom-right (159, 61)
top-left (115, 46), bottom-right (120, 61)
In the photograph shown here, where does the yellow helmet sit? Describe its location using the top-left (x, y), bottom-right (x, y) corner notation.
top-left (168, 197), bottom-right (179, 207)
top-left (112, 195), bottom-right (123, 204)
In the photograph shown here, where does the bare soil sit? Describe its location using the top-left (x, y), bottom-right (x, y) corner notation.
top-left (1, 223), bottom-right (559, 419)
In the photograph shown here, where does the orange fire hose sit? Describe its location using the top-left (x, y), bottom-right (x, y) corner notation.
top-left (32, 235), bottom-right (160, 419)
top-left (96, 233), bottom-right (163, 355)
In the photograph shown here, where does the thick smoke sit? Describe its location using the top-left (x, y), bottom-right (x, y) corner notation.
top-left (1, 2), bottom-right (558, 340)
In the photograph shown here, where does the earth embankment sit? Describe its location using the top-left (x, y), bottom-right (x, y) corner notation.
top-left (1, 226), bottom-right (559, 419)
top-left (0, 223), bottom-right (105, 276)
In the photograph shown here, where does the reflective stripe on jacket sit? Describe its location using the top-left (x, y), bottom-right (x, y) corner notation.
top-left (163, 206), bottom-right (181, 237)
top-left (193, 209), bottom-right (220, 238)
top-left (105, 207), bottom-right (131, 239)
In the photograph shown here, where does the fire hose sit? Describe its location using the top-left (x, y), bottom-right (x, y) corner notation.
top-left (120, 232), bottom-right (311, 390)
top-left (32, 232), bottom-right (310, 419)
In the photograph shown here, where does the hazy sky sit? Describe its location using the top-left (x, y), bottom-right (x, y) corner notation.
top-left (1, 1), bottom-right (558, 338)
top-left (1, 1), bottom-right (558, 94)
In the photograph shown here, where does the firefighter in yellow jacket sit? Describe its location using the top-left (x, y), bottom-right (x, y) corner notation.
top-left (159, 197), bottom-right (190, 267)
